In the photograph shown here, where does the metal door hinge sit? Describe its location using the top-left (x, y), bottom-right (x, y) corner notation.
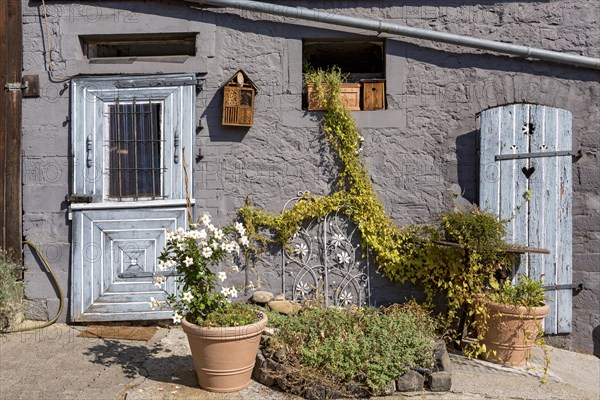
top-left (543, 283), bottom-right (584, 292)
top-left (4, 75), bottom-right (40, 97)
top-left (495, 149), bottom-right (581, 161)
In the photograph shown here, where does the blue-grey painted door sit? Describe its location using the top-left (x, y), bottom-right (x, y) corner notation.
top-left (70, 75), bottom-right (195, 321)
top-left (480, 104), bottom-right (573, 334)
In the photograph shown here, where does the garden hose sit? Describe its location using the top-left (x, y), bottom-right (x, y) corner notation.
top-left (0, 241), bottom-right (64, 333)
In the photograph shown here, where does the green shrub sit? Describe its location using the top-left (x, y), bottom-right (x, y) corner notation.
top-left (266, 304), bottom-right (437, 394)
top-left (0, 251), bottom-right (24, 328)
top-left (488, 275), bottom-right (547, 308)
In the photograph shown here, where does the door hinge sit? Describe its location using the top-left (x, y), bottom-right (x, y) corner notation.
top-left (4, 75), bottom-right (40, 97)
top-left (542, 283), bottom-right (584, 292)
top-left (65, 194), bottom-right (93, 203)
top-left (5, 82), bottom-right (28, 91)
top-left (495, 149), bottom-right (581, 161)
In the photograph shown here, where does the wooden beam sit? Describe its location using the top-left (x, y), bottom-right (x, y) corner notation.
top-left (0, 0), bottom-right (23, 258)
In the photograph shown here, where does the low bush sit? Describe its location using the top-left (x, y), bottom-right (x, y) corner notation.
top-left (0, 251), bottom-right (24, 329)
top-left (265, 303), bottom-right (437, 395)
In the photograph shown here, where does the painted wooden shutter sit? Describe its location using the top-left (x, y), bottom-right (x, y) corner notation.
top-left (480, 104), bottom-right (573, 334)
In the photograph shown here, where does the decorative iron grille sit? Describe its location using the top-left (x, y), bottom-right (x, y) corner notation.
top-left (282, 192), bottom-right (371, 307)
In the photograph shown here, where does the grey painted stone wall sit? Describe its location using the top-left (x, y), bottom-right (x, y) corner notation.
top-left (20, 0), bottom-right (599, 354)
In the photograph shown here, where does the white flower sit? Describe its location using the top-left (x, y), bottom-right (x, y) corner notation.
top-left (240, 235), bottom-right (250, 247)
top-left (177, 227), bottom-right (185, 234)
top-left (166, 259), bottom-right (177, 269)
top-left (225, 242), bottom-right (236, 253)
top-left (339, 291), bottom-right (353, 305)
top-left (331, 233), bottom-right (345, 248)
top-left (183, 256), bottom-right (194, 267)
top-left (230, 265), bottom-right (239, 273)
top-left (201, 213), bottom-right (211, 225)
top-left (211, 240), bottom-right (219, 250)
top-left (337, 251), bottom-right (351, 265)
top-left (295, 242), bottom-right (308, 258)
top-left (182, 291), bottom-right (193, 302)
top-left (153, 275), bottom-right (166, 288)
top-left (207, 223), bottom-right (216, 233)
top-left (172, 312), bottom-right (183, 324)
top-left (296, 281), bottom-right (311, 296)
top-left (166, 230), bottom-right (175, 241)
top-left (220, 287), bottom-right (231, 296)
top-left (198, 229), bottom-right (207, 240)
top-left (214, 229), bottom-right (224, 240)
top-left (234, 222), bottom-right (246, 235)
top-left (158, 260), bottom-right (167, 271)
top-left (176, 242), bottom-right (185, 251)
top-left (218, 271), bottom-right (227, 282)
top-left (149, 296), bottom-right (160, 310)
top-left (229, 287), bottom-right (238, 298)
top-left (202, 247), bottom-right (213, 258)
top-left (220, 241), bottom-right (229, 251)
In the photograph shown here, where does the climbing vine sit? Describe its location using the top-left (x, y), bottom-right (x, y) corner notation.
top-left (238, 68), bottom-right (519, 352)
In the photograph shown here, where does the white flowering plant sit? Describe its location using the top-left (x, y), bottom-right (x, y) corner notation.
top-left (152, 213), bottom-right (258, 327)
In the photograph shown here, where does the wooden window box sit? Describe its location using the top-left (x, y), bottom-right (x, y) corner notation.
top-left (306, 83), bottom-right (361, 111)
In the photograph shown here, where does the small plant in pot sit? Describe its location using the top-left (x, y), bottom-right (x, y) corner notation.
top-left (152, 213), bottom-right (267, 393)
top-left (477, 275), bottom-right (549, 366)
top-left (431, 207), bottom-right (548, 369)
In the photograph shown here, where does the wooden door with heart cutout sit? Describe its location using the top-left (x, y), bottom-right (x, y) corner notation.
top-left (479, 104), bottom-right (573, 334)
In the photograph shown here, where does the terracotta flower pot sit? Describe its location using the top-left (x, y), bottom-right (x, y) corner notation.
top-left (181, 313), bottom-right (268, 392)
top-left (477, 301), bottom-right (549, 366)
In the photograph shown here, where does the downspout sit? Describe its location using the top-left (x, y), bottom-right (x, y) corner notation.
top-left (190, 0), bottom-right (600, 70)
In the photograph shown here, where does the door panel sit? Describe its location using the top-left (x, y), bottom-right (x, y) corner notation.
top-left (70, 75), bottom-right (195, 322)
top-left (479, 104), bottom-right (573, 334)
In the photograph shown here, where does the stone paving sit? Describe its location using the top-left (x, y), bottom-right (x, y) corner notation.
top-left (1, 323), bottom-right (599, 400)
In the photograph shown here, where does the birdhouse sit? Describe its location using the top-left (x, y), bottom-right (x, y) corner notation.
top-left (222, 70), bottom-right (258, 127)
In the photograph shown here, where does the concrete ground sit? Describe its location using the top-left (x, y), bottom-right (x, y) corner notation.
top-left (1, 323), bottom-right (598, 400)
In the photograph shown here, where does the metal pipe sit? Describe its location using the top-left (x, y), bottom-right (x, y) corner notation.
top-left (191, 0), bottom-right (600, 70)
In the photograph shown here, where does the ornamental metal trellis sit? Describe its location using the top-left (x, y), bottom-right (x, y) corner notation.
top-left (281, 192), bottom-right (371, 307)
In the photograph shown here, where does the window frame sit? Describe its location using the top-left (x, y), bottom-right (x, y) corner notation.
top-left (71, 74), bottom-right (196, 204)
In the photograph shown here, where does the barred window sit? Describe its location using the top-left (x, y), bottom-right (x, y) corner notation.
top-left (106, 102), bottom-right (163, 199)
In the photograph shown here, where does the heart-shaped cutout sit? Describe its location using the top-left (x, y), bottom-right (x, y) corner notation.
top-left (522, 166), bottom-right (535, 178)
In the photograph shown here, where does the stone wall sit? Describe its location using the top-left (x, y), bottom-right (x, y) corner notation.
top-left (20, 0), bottom-right (599, 354)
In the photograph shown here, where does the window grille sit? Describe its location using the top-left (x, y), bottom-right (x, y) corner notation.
top-left (106, 101), bottom-right (163, 199)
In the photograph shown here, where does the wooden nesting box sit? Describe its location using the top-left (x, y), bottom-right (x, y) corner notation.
top-left (222, 70), bottom-right (258, 127)
top-left (361, 79), bottom-right (385, 111)
top-left (306, 83), bottom-right (361, 111)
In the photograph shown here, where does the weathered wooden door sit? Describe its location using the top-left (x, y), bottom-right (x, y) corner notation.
top-left (480, 103), bottom-right (573, 334)
top-left (69, 75), bottom-right (195, 321)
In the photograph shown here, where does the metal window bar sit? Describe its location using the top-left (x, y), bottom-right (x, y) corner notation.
top-left (107, 100), bottom-right (164, 200)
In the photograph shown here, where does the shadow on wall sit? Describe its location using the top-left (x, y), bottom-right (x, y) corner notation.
top-left (455, 130), bottom-right (479, 204)
top-left (594, 325), bottom-right (600, 358)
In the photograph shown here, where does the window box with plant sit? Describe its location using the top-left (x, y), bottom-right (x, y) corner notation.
top-left (152, 214), bottom-right (266, 393)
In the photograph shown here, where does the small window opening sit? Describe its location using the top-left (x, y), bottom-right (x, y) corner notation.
top-left (106, 101), bottom-right (163, 200)
top-left (82, 33), bottom-right (196, 60)
top-left (303, 40), bottom-right (384, 78)
top-left (302, 40), bottom-right (386, 111)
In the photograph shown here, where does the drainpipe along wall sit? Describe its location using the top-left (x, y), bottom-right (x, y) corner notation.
top-left (190, 0), bottom-right (600, 70)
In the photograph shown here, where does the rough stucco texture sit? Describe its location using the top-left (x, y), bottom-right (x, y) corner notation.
top-left (20, 0), bottom-right (599, 354)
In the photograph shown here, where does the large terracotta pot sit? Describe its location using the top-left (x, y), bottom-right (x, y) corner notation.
top-left (477, 301), bottom-right (549, 366)
top-left (181, 313), bottom-right (268, 392)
